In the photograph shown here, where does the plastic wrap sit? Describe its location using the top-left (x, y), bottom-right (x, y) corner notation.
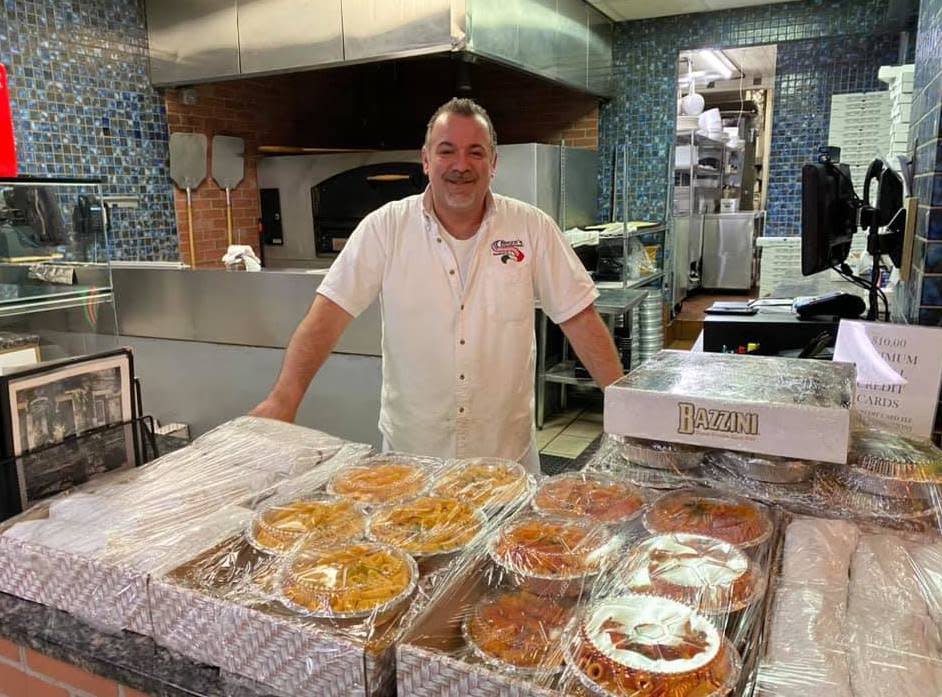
top-left (756, 517), bottom-right (942, 697)
top-left (0, 417), bottom-right (356, 634)
top-left (398, 475), bottom-right (778, 697)
top-left (589, 431), bottom-right (942, 531)
top-left (148, 453), bottom-right (534, 697)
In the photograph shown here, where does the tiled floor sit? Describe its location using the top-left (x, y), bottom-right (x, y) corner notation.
top-left (538, 406), bottom-right (603, 459)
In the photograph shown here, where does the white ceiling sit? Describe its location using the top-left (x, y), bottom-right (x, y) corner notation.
top-left (724, 44), bottom-right (777, 77)
top-left (587, 0), bottom-right (794, 22)
top-left (678, 45), bottom-right (776, 84)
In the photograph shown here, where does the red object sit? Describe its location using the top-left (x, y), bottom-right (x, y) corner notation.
top-left (0, 65), bottom-right (17, 177)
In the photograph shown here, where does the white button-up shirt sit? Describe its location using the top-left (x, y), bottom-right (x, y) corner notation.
top-left (318, 190), bottom-right (598, 472)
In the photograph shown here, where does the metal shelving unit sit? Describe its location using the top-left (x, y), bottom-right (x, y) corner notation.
top-left (534, 144), bottom-right (668, 428)
top-left (673, 130), bottom-right (728, 304)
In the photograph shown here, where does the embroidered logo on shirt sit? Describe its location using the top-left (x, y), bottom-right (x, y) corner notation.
top-left (491, 239), bottom-right (525, 264)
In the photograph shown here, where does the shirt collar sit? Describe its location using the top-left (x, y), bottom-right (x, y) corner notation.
top-left (421, 186), bottom-right (496, 233)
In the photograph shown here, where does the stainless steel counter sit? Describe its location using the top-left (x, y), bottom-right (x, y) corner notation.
top-left (111, 267), bottom-right (382, 356)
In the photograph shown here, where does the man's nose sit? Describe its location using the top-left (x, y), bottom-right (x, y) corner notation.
top-left (453, 150), bottom-right (470, 170)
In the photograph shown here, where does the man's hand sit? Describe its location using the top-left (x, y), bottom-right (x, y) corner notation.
top-left (249, 396), bottom-right (298, 423)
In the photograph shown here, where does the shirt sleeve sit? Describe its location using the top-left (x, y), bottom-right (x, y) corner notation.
top-left (316, 207), bottom-right (387, 317)
top-left (532, 212), bottom-right (599, 324)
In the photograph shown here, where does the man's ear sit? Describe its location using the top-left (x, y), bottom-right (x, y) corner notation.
top-left (421, 145), bottom-right (430, 176)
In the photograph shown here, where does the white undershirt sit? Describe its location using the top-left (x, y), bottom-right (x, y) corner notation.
top-left (441, 231), bottom-right (478, 288)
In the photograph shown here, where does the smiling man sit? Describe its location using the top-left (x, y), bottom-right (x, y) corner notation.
top-left (251, 98), bottom-right (623, 473)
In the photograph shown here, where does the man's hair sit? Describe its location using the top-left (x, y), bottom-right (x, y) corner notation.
top-left (424, 98), bottom-right (498, 154)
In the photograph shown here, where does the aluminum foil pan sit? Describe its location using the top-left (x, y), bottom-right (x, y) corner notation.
top-left (705, 451), bottom-right (817, 484)
top-left (532, 471), bottom-right (647, 525)
top-left (833, 466), bottom-right (942, 500)
top-left (596, 462), bottom-right (700, 490)
top-left (278, 541), bottom-right (418, 621)
top-left (643, 489), bottom-right (773, 549)
top-left (619, 533), bottom-right (767, 615)
top-left (616, 436), bottom-right (704, 471)
top-left (462, 590), bottom-right (573, 677)
top-left (487, 514), bottom-right (619, 597)
top-left (702, 464), bottom-right (814, 508)
top-left (842, 430), bottom-right (942, 500)
top-left (563, 593), bottom-right (742, 697)
top-left (813, 469), bottom-right (939, 524)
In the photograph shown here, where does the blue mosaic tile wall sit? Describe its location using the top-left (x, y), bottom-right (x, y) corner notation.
top-left (901, 0), bottom-right (942, 333)
top-left (0, 0), bottom-right (178, 261)
top-left (767, 35), bottom-right (899, 235)
top-left (600, 0), bottom-right (905, 238)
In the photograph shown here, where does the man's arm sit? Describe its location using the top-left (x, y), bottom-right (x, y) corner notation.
top-left (559, 304), bottom-right (624, 388)
top-left (249, 294), bottom-right (354, 422)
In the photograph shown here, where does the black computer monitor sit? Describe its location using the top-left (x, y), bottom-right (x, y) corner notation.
top-left (800, 160), bottom-right (859, 275)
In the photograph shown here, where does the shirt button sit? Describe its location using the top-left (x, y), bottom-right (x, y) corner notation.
top-left (436, 238), bottom-right (442, 243)
top-left (460, 304), bottom-right (464, 310)
top-left (459, 339), bottom-right (466, 345)
top-left (449, 269), bottom-right (456, 275)
top-left (459, 374), bottom-right (465, 380)
top-left (458, 407), bottom-right (465, 414)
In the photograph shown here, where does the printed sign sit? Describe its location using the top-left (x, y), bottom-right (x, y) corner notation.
top-left (834, 320), bottom-right (942, 438)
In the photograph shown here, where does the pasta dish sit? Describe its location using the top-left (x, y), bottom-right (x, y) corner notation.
top-left (281, 542), bottom-right (416, 617)
top-left (432, 459), bottom-right (530, 509)
top-left (491, 516), bottom-right (613, 578)
top-left (330, 460), bottom-right (429, 505)
top-left (533, 473), bottom-right (644, 524)
top-left (465, 590), bottom-right (572, 672)
top-left (369, 496), bottom-right (483, 556)
top-left (644, 490), bottom-right (772, 548)
top-left (250, 497), bottom-right (365, 553)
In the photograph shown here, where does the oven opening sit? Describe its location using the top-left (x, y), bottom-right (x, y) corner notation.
top-left (311, 162), bottom-right (427, 255)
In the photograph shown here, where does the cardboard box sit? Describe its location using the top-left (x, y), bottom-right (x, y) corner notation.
top-left (0, 505), bottom-right (152, 634)
top-left (604, 351), bottom-right (855, 464)
top-left (398, 557), bottom-right (565, 697)
top-left (149, 533), bottom-right (402, 697)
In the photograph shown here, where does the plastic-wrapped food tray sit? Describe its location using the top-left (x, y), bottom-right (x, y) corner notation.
top-left (643, 489), bottom-right (774, 549)
top-left (488, 514), bottom-right (619, 597)
top-left (706, 451), bottom-right (817, 484)
top-left (531, 471), bottom-right (646, 525)
top-left (563, 594), bottom-right (743, 697)
top-left (618, 533), bottom-right (767, 615)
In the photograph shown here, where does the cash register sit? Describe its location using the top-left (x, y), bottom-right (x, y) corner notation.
top-left (703, 147), bottom-right (908, 356)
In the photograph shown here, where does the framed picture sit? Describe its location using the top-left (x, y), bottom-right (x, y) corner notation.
top-left (0, 348), bottom-right (135, 512)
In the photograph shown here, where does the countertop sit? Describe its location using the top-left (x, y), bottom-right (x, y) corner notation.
top-left (0, 436), bottom-right (601, 697)
top-left (0, 591), bottom-right (277, 697)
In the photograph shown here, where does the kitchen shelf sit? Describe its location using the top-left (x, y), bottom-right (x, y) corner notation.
top-left (0, 285), bottom-right (113, 319)
top-left (544, 360), bottom-right (596, 387)
top-left (596, 272), bottom-right (665, 291)
top-left (675, 165), bottom-right (723, 176)
top-left (676, 130), bottom-right (728, 149)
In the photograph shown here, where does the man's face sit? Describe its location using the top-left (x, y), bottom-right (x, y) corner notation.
top-left (422, 112), bottom-right (496, 215)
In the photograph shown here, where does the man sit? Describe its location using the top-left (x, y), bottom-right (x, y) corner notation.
top-left (251, 98), bottom-right (623, 473)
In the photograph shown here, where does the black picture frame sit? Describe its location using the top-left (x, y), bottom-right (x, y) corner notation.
top-left (0, 348), bottom-right (135, 513)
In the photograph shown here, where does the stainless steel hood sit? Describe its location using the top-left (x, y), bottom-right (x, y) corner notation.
top-left (146, 0), bottom-right (613, 97)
